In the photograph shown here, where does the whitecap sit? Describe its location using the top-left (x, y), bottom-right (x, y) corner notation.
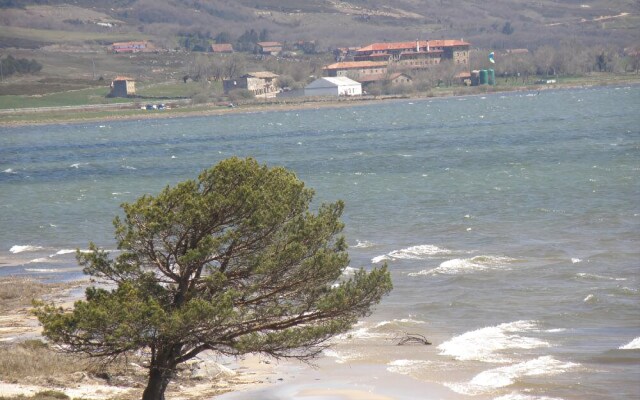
top-left (28, 258), bottom-right (49, 263)
top-left (576, 273), bottom-right (626, 281)
top-left (352, 240), bottom-right (375, 249)
top-left (25, 268), bottom-right (59, 273)
top-left (437, 320), bottom-right (549, 363)
top-left (374, 318), bottom-right (426, 328)
top-left (372, 244), bottom-right (451, 264)
top-left (53, 249), bottom-right (76, 256)
top-left (371, 255), bottom-right (391, 264)
top-left (414, 255), bottom-right (514, 276)
top-left (9, 245), bottom-right (43, 253)
top-left (445, 356), bottom-right (579, 395)
top-left (619, 337), bottom-right (640, 350)
top-left (583, 294), bottom-right (596, 303)
top-left (571, 258), bottom-right (582, 263)
top-left (3, 168), bottom-right (17, 174)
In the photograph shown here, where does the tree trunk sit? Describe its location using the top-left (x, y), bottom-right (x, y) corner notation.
top-left (142, 366), bottom-right (173, 400)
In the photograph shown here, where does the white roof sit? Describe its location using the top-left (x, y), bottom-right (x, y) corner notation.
top-left (305, 77), bottom-right (361, 89)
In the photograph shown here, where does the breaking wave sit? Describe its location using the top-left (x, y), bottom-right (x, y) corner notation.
top-left (619, 337), bottom-right (640, 350)
top-left (9, 245), bottom-right (43, 254)
top-left (409, 255), bottom-right (515, 276)
top-left (446, 356), bottom-right (579, 395)
top-left (372, 244), bottom-right (451, 264)
top-left (438, 320), bottom-right (550, 363)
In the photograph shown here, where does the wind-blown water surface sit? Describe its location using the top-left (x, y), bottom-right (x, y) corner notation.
top-left (2, 86), bottom-right (638, 399)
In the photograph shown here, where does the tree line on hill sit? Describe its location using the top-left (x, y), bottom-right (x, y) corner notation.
top-left (0, 55), bottom-right (42, 78)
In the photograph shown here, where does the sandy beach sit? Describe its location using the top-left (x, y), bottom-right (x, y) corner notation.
top-left (0, 277), bottom-right (459, 400)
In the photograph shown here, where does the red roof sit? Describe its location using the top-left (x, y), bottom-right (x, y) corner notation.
top-left (211, 43), bottom-right (233, 52)
top-left (357, 40), bottom-right (469, 53)
top-left (323, 61), bottom-right (388, 70)
top-left (257, 41), bottom-right (282, 47)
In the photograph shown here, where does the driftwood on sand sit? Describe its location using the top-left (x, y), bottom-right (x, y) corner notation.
top-left (394, 332), bottom-right (432, 346)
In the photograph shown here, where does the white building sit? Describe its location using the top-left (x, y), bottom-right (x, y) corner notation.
top-left (304, 77), bottom-right (362, 97)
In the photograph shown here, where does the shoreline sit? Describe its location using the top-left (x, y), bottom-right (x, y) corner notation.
top-left (2, 77), bottom-right (638, 127)
top-left (0, 276), bottom-right (456, 400)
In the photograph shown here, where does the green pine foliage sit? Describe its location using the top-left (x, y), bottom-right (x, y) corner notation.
top-left (35, 157), bottom-right (392, 399)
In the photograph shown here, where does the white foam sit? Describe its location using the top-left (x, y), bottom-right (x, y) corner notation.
top-left (338, 326), bottom-right (387, 340)
top-left (371, 255), bottom-right (391, 263)
top-left (372, 244), bottom-right (451, 264)
top-left (28, 258), bottom-right (49, 263)
top-left (438, 321), bottom-right (549, 363)
top-left (3, 168), bottom-right (17, 174)
top-left (446, 356), bottom-right (579, 395)
top-left (342, 266), bottom-right (357, 276)
top-left (583, 294), bottom-right (596, 303)
top-left (619, 337), bottom-right (640, 350)
top-left (25, 268), bottom-right (58, 273)
top-left (571, 258), bottom-right (582, 263)
top-left (411, 255), bottom-right (514, 276)
top-left (494, 392), bottom-right (564, 400)
top-left (54, 249), bottom-right (76, 255)
top-left (9, 245), bottom-right (43, 253)
top-left (322, 348), bottom-right (359, 364)
top-left (375, 318), bottom-right (426, 328)
top-left (386, 359), bottom-right (430, 375)
top-left (352, 240), bottom-right (375, 249)
top-left (576, 273), bottom-right (626, 281)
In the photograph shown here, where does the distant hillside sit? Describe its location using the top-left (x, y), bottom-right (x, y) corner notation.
top-left (1, 0), bottom-right (638, 50)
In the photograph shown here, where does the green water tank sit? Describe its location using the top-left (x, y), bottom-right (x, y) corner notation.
top-left (488, 69), bottom-right (495, 85)
top-left (479, 69), bottom-right (488, 85)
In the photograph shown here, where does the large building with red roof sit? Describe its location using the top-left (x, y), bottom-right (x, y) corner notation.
top-left (324, 39), bottom-right (470, 81)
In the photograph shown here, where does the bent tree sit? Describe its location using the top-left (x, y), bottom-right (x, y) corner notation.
top-left (35, 157), bottom-right (392, 400)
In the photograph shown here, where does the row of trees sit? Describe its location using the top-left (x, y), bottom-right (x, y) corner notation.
top-left (177, 28), bottom-right (271, 52)
top-left (471, 43), bottom-right (640, 81)
top-left (0, 55), bottom-right (42, 78)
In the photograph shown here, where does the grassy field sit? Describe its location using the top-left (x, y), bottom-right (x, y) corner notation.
top-left (0, 25), bottom-right (146, 44)
top-left (0, 87), bottom-right (131, 109)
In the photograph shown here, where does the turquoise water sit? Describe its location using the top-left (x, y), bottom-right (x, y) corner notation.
top-left (1, 86), bottom-right (639, 399)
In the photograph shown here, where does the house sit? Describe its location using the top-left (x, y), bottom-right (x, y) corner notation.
top-left (256, 42), bottom-right (282, 56)
top-left (323, 61), bottom-right (388, 79)
top-left (111, 41), bottom-right (152, 53)
top-left (223, 71), bottom-right (279, 98)
top-left (210, 43), bottom-right (234, 53)
top-left (357, 72), bottom-right (413, 88)
top-left (109, 76), bottom-right (135, 97)
top-left (304, 77), bottom-right (362, 97)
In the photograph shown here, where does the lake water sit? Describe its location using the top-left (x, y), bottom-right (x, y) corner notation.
top-left (1, 86), bottom-right (639, 399)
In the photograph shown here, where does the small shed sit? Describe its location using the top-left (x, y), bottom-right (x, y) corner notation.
top-left (304, 77), bottom-right (362, 97)
top-left (109, 76), bottom-right (135, 97)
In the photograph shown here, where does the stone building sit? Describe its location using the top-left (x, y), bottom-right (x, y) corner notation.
top-left (223, 71), bottom-right (279, 98)
top-left (109, 76), bottom-right (135, 97)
